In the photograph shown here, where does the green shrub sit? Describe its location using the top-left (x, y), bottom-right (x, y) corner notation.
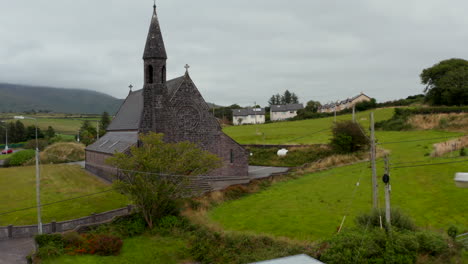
top-left (416, 231), bottom-right (448, 256)
top-left (460, 148), bottom-right (466, 157)
top-left (190, 227), bottom-right (314, 264)
top-left (438, 118), bottom-right (449, 128)
top-left (9, 149), bottom-right (36, 166)
top-left (355, 209), bottom-right (416, 231)
top-left (447, 225), bottom-right (458, 240)
top-left (90, 213), bottom-right (147, 238)
top-left (36, 244), bottom-right (63, 258)
top-left (88, 234), bottom-right (123, 256)
top-left (330, 121), bottom-right (370, 153)
top-left (35, 233), bottom-right (65, 248)
top-left (24, 139), bottom-right (49, 151)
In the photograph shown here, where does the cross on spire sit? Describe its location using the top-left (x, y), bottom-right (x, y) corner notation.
top-left (184, 64), bottom-right (190, 73)
top-left (129, 84), bottom-right (133, 91)
top-left (153, 0), bottom-right (156, 12)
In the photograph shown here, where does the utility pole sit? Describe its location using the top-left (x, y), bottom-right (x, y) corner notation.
top-left (334, 105), bottom-right (337, 123)
top-left (352, 105), bottom-right (356, 122)
top-left (383, 155), bottom-right (391, 226)
top-left (370, 112), bottom-right (378, 209)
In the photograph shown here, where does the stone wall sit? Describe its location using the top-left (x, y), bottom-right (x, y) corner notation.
top-left (0, 206), bottom-right (133, 240)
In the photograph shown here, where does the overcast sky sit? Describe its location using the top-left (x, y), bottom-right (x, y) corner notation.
top-left (1, 0), bottom-right (467, 106)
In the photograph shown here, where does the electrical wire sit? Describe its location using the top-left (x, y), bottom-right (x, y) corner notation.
top-left (392, 159), bottom-right (468, 169)
top-left (377, 136), bottom-right (464, 145)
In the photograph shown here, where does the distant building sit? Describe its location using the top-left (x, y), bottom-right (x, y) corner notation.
top-left (232, 108), bottom-right (266, 125)
top-left (319, 92), bottom-right (371, 113)
top-left (270, 104), bottom-right (304, 121)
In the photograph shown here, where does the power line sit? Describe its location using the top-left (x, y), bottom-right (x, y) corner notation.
top-left (378, 136), bottom-right (464, 145)
top-left (390, 155), bottom-right (468, 165)
top-left (392, 159), bottom-right (468, 169)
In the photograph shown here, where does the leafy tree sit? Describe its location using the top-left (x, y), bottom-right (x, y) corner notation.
top-left (100, 112), bottom-right (111, 133)
top-left (106, 133), bottom-right (222, 229)
top-left (7, 122), bottom-right (16, 143)
top-left (282, 90), bottom-right (292, 104)
top-left (421, 58), bottom-right (468, 106)
top-left (15, 120), bottom-right (26, 142)
top-left (79, 120), bottom-right (97, 146)
top-left (46, 126), bottom-right (56, 139)
top-left (330, 121), bottom-right (370, 153)
top-left (305, 100), bottom-right (322, 113)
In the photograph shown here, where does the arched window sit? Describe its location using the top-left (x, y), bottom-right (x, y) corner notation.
top-left (161, 66), bottom-right (166, 83)
top-left (147, 65), bottom-right (154, 84)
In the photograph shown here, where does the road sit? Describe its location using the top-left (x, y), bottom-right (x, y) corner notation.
top-left (0, 238), bottom-right (35, 264)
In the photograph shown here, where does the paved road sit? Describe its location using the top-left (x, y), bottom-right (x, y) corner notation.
top-left (0, 238), bottom-right (35, 264)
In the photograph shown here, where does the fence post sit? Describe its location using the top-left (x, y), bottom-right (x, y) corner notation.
top-left (127, 205), bottom-right (133, 214)
top-left (8, 225), bottom-right (13, 238)
top-left (91, 213), bottom-right (97, 223)
top-left (51, 221), bottom-right (56, 233)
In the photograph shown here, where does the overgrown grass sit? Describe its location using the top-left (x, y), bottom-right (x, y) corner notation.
top-left (0, 164), bottom-right (128, 225)
top-left (41, 234), bottom-right (189, 264)
top-left (247, 145), bottom-right (335, 167)
top-left (210, 130), bottom-right (467, 241)
top-left (25, 142), bottom-right (85, 165)
top-left (0, 153), bottom-right (14, 160)
top-left (223, 108), bottom-right (394, 145)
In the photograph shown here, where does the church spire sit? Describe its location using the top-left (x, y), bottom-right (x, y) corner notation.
top-left (143, 2), bottom-right (167, 60)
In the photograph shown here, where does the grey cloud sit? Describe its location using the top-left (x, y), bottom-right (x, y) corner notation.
top-left (0, 0), bottom-right (467, 106)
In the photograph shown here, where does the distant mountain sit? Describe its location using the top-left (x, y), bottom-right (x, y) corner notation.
top-left (0, 83), bottom-right (124, 114)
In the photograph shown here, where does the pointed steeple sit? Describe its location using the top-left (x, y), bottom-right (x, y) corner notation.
top-left (143, 3), bottom-right (167, 60)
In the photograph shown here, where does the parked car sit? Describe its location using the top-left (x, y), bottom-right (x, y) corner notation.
top-left (1, 149), bottom-right (13, 154)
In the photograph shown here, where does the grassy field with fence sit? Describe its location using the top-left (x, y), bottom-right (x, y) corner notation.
top-left (214, 122), bottom-right (467, 241)
top-left (0, 164), bottom-right (127, 226)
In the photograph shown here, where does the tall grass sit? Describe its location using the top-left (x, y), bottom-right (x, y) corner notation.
top-left (431, 136), bottom-right (468, 157)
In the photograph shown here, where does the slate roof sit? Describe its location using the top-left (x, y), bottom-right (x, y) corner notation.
top-left (86, 131), bottom-right (138, 154)
top-left (143, 6), bottom-right (167, 59)
top-left (106, 76), bottom-right (185, 131)
top-left (319, 93), bottom-right (371, 110)
top-left (270, 104), bottom-right (304, 112)
top-left (232, 108), bottom-right (266, 116)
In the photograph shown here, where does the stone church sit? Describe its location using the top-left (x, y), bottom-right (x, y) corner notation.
top-left (85, 5), bottom-right (249, 191)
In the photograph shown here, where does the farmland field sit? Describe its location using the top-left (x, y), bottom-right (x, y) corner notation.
top-left (0, 164), bottom-right (127, 225)
top-left (223, 108), bottom-right (394, 145)
top-left (214, 113), bottom-right (468, 241)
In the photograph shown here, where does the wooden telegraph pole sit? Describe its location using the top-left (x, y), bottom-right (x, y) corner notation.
top-left (352, 105), bottom-right (356, 122)
top-left (370, 112), bottom-right (378, 208)
top-left (384, 155), bottom-right (391, 226)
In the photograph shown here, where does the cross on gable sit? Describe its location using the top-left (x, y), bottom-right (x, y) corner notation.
top-left (184, 64), bottom-right (190, 72)
top-left (129, 84), bottom-right (133, 91)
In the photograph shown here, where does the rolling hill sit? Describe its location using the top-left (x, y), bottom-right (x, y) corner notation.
top-left (0, 83), bottom-right (124, 114)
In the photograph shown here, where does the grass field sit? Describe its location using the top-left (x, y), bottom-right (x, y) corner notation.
top-left (42, 234), bottom-right (189, 264)
top-left (212, 120), bottom-right (468, 241)
top-left (0, 153), bottom-right (13, 160)
top-left (223, 108), bottom-right (395, 145)
top-left (0, 164), bottom-right (128, 225)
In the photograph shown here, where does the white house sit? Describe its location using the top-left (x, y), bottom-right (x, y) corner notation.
top-left (232, 108), bottom-right (266, 125)
top-left (319, 92), bottom-right (372, 113)
top-left (270, 104), bottom-right (304, 121)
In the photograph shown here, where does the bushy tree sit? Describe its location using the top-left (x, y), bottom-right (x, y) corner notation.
top-left (106, 132), bottom-right (222, 229)
top-left (46, 126), bottom-right (56, 139)
top-left (421, 58), bottom-right (468, 106)
top-left (268, 90), bottom-right (300, 105)
top-left (100, 112), bottom-right (111, 133)
top-left (330, 121), bottom-right (370, 153)
top-left (305, 100), bottom-right (322, 113)
top-left (79, 120), bottom-right (97, 146)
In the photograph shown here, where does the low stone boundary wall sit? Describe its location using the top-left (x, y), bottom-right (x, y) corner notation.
top-left (0, 205), bottom-right (133, 240)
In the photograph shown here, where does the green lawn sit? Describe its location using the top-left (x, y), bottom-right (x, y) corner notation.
top-left (42, 234), bottom-right (190, 264)
top-left (0, 164), bottom-right (128, 225)
top-left (223, 108), bottom-right (395, 145)
top-left (0, 153), bottom-right (13, 160)
top-left (212, 127), bottom-right (468, 241)
top-left (16, 118), bottom-right (98, 135)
